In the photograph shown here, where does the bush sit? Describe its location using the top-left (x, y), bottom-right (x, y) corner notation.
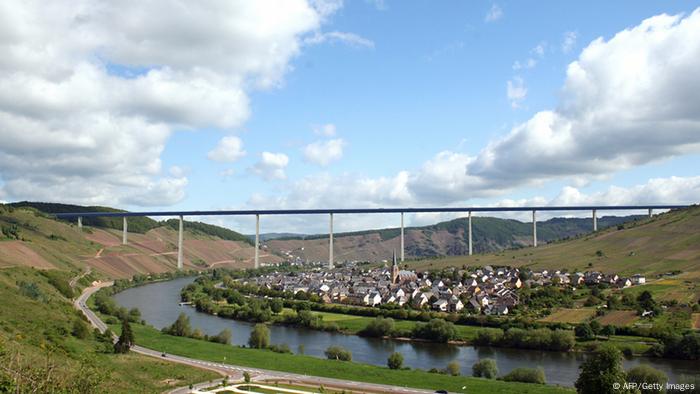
top-left (248, 324), bottom-right (270, 349)
top-left (269, 344), bottom-right (292, 354)
top-left (17, 281), bottom-right (43, 300)
top-left (575, 323), bottom-right (595, 340)
top-left (71, 317), bottom-right (91, 339)
top-left (627, 365), bottom-right (668, 394)
top-left (324, 345), bottom-right (352, 361)
top-left (42, 271), bottom-right (74, 299)
top-left (446, 360), bottom-right (460, 376)
top-left (411, 318), bottom-right (456, 343)
top-left (575, 346), bottom-right (626, 394)
top-left (359, 317), bottom-right (395, 338)
top-left (472, 359), bottom-right (498, 379)
top-left (162, 313), bottom-right (192, 337)
top-left (502, 368), bottom-right (546, 384)
top-left (387, 352), bottom-right (404, 370)
top-left (210, 329), bottom-right (232, 345)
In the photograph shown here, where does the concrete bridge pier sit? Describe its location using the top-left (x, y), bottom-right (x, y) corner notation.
top-left (122, 217), bottom-right (128, 245)
top-left (593, 209), bottom-right (598, 232)
top-left (77, 216), bottom-right (82, 231)
top-left (400, 212), bottom-right (405, 262)
top-left (177, 215), bottom-right (184, 270)
top-left (532, 210), bottom-right (538, 247)
top-left (329, 213), bottom-right (334, 269)
top-left (255, 214), bottom-right (260, 269)
top-left (468, 211), bottom-right (473, 256)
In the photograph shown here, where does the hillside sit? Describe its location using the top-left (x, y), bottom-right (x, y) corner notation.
top-left (266, 215), bottom-right (640, 263)
top-left (0, 204), bottom-right (280, 278)
top-left (408, 206), bottom-right (700, 302)
top-left (0, 266), bottom-right (219, 392)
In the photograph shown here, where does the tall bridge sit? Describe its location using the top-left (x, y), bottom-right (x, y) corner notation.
top-left (54, 204), bottom-right (691, 270)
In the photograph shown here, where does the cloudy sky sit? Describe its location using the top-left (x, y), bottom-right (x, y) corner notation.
top-left (1, 0), bottom-right (700, 233)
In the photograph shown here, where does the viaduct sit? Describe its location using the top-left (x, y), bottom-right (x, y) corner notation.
top-left (54, 205), bottom-right (690, 271)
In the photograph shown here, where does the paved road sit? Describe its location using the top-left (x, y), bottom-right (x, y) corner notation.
top-left (74, 283), bottom-right (435, 394)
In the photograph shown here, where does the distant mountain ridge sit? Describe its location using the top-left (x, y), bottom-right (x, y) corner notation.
top-left (9, 201), bottom-right (251, 244)
top-left (264, 215), bottom-right (643, 262)
top-left (0, 202), bottom-right (271, 277)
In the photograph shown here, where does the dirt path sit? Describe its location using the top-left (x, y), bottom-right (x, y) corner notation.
top-left (69, 267), bottom-right (92, 288)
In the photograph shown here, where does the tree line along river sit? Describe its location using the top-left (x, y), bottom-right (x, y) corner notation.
top-left (112, 277), bottom-right (698, 387)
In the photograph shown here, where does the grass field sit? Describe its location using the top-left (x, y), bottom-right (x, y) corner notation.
top-left (539, 308), bottom-right (597, 324)
top-left (407, 207), bottom-right (700, 304)
top-left (290, 308), bottom-right (502, 342)
top-left (595, 310), bottom-right (639, 327)
top-left (113, 323), bottom-right (572, 394)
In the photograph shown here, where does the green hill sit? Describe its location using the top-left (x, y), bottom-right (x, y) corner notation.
top-left (408, 205), bottom-right (700, 303)
top-left (10, 202), bottom-right (251, 244)
top-left (0, 266), bottom-right (218, 392)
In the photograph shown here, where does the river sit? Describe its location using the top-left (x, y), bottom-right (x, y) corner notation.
top-left (113, 277), bottom-right (698, 386)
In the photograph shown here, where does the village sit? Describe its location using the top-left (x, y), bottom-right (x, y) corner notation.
top-left (244, 253), bottom-right (647, 316)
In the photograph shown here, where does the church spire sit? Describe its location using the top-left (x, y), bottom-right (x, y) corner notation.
top-left (391, 249), bottom-right (399, 284)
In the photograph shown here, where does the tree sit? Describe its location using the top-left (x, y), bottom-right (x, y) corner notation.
top-left (411, 318), bottom-right (457, 343)
top-left (72, 317), bottom-right (91, 339)
top-left (128, 308), bottom-right (141, 323)
top-left (626, 365), bottom-right (667, 394)
top-left (601, 325), bottom-right (616, 337)
top-left (324, 346), bottom-right (352, 361)
top-left (114, 319), bottom-right (134, 353)
top-left (211, 329), bottom-right (232, 345)
top-left (472, 359), bottom-right (498, 379)
top-left (269, 298), bottom-right (284, 314)
top-left (248, 323), bottom-right (270, 349)
top-left (575, 323), bottom-right (595, 340)
top-left (589, 320), bottom-right (602, 335)
top-left (163, 312), bottom-right (192, 337)
top-left (243, 371), bottom-right (251, 384)
top-left (387, 352), bottom-right (404, 370)
top-left (637, 290), bottom-right (658, 314)
top-left (359, 317), bottom-right (395, 338)
top-left (575, 346), bottom-right (627, 394)
top-left (446, 360), bottom-right (460, 376)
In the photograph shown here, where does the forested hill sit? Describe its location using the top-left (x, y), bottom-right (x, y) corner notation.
top-left (9, 201), bottom-right (250, 243)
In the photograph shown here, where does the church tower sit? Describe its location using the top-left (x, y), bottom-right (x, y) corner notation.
top-left (391, 249), bottom-right (399, 284)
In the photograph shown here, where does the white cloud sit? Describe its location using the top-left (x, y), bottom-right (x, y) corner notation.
top-left (485, 4), bottom-right (503, 22)
top-left (303, 138), bottom-right (346, 166)
top-left (305, 31), bottom-right (375, 48)
top-left (238, 8), bottom-right (700, 219)
top-left (208, 136), bottom-right (247, 163)
top-left (0, 0), bottom-right (338, 207)
top-left (562, 31), bottom-right (578, 53)
top-left (224, 175), bottom-right (699, 233)
top-left (471, 9), bottom-right (700, 186)
top-left (313, 123), bottom-right (337, 137)
top-left (311, 0), bottom-right (344, 18)
top-left (512, 58), bottom-right (537, 70)
top-left (366, 0), bottom-right (387, 10)
top-left (250, 152), bottom-right (290, 181)
top-left (506, 77), bottom-right (527, 108)
top-left (531, 41), bottom-right (547, 57)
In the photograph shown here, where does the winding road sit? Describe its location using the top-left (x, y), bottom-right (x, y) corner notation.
top-left (74, 282), bottom-right (434, 394)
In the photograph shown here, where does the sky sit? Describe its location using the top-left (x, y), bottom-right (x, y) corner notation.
top-left (1, 0), bottom-right (700, 234)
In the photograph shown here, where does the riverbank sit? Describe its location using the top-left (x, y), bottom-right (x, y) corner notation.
top-left (111, 276), bottom-right (699, 385)
top-left (108, 321), bottom-right (572, 394)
